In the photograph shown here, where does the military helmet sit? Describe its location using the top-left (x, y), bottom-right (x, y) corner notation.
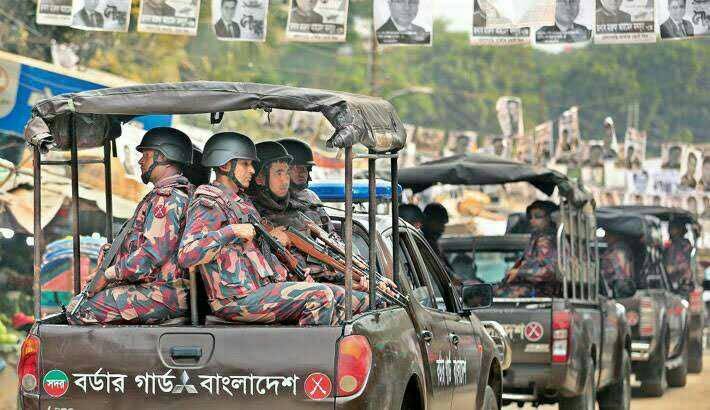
top-left (202, 132), bottom-right (258, 167)
top-left (278, 138), bottom-right (315, 167)
top-left (136, 127), bottom-right (193, 165)
top-left (255, 141), bottom-right (293, 174)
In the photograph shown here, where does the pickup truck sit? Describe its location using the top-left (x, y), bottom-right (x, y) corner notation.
top-left (596, 208), bottom-right (692, 396)
top-left (401, 154), bottom-right (631, 410)
top-left (19, 210), bottom-right (511, 410)
top-left (604, 205), bottom-right (705, 374)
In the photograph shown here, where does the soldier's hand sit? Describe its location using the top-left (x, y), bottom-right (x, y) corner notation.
top-left (232, 224), bottom-right (256, 242)
top-left (87, 268), bottom-right (111, 297)
top-left (270, 226), bottom-right (290, 247)
top-left (506, 268), bottom-right (519, 283)
top-left (354, 276), bottom-right (369, 292)
top-left (304, 273), bottom-right (315, 283)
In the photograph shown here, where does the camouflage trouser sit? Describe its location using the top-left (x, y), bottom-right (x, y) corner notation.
top-left (321, 283), bottom-right (369, 318)
top-left (66, 283), bottom-right (188, 325)
top-left (213, 282), bottom-right (339, 325)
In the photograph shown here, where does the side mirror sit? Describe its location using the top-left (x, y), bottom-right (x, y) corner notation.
top-left (462, 284), bottom-right (493, 310)
top-left (703, 279), bottom-right (710, 291)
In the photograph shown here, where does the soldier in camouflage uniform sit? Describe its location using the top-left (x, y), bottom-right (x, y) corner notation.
top-left (66, 127), bottom-right (194, 325)
top-left (600, 232), bottom-right (636, 297)
top-left (178, 132), bottom-right (341, 325)
top-left (249, 141), bottom-right (372, 314)
top-left (278, 138), bottom-right (338, 234)
top-left (496, 201), bottom-right (559, 297)
top-left (664, 218), bottom-right (695, 293)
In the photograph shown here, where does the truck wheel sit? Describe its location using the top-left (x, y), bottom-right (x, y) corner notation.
top-left (688, 338), bottom-right (703, 373)
top-left (640, 334), bottom-right (668, 397)
top-left (667, 335), bottom-right (688, 387)
top-left (482, 385), bottom-right (499, 410)
top-left (559, 358), bottom-right (596, 410)
top-left (598, 350), bottom-right (630, 410)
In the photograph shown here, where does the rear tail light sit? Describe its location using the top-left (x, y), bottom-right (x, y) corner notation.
top-left (336, 335), bottom-right (372, 397)
top-left (689, 289), bottom-right (703, 313)
top-left (552, 310), bottom-right (571, 363)
top-left (639, 297), bottom-right (655, 337)
top-left (18, 334), bottom-right (40, 394)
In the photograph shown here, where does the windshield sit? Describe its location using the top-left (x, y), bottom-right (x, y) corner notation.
top-left (445, 249), bottom-right (522, 284)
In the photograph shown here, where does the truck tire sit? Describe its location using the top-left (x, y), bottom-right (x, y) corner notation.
top-left (667, 335), bottom-right (688, 387)
top-left (559, 358), bottom-right (596, 410)
top-left (482, 385), bottom-right (499, 410)
top-left (598, 350), bottom-right (631, 410)
top-left (688, 338), bottom-right (703, 373)
top-left (640, 334), bottom-right (668, 397)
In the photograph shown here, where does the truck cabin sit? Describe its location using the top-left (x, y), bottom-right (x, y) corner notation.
top-left (24, 81), bottom-right (408, 325)
top-left (400, 153), bottom-right (599, 302)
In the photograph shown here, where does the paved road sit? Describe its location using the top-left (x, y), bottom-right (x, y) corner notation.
top-left (505, 354), bottom-right (710, 410)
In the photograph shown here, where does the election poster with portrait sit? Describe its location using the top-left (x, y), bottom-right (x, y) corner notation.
top-left (470, 0), bottom-right (536, 46)
top-left (555, 106), bottom-right (581, 162)
top-left (594, 0), bottom-right (655, 44)
top-left (36, 0), bottom-right (73, 26)
top-left (287, 0), bottom-right (349, 42)
top-left (495, 96), bottom-right (524, 138)
top-left (658, 0), bottom-right (709, 40)
top-left (700, 150), bottom-right (710, 192)
top-left (261, 108), bottom-right (293, 130)
top-left (374, 0), bottom-right (433, 46)
top-left (535, 0), bottom-right (593, 45)
top-left (71, 0), bottom-right (132, 32)
top-left (212, 0), bottom-right (268, 41)
top-left (413, 127), bottom-right (446, 161)
top-left (679, 146), bottom-right (702, 191)
top-left (138, 0), bottom-right (201, 36)
top-left (444, 130), bottom-right (478, 156)
top-left (661, 142), bottom-right (684, 169)
top-left (533, 121), bottom-right (553, 165)
top-left (622, 127), bottom-right (646, 170)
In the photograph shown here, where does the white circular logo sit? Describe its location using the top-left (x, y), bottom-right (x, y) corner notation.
top-left (524, 322), bottom-right (544, 342)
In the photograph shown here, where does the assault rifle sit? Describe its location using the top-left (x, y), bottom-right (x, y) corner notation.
top-left (69, 217), bottom-right (135, 316)
top-left (298, 212), bottom-right (404, 299)
top-left (258, 218), bottom-right (407, 306)
top-left (249, 215), bottom-right (310, 281)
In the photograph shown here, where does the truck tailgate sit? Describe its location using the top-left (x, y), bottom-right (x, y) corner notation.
top-left (475, 300), bottom-right (552, 364)
top-left (37, 324), bottom-right (343, 409)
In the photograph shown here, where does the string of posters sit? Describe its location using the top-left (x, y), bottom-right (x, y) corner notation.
top-left (36, 0), bottom-right (709, 45)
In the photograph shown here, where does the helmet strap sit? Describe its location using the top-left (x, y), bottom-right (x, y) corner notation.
top-left (141, 154), bottom-right (171, 184)
top-left (216, 161), bottom-right (249, 190)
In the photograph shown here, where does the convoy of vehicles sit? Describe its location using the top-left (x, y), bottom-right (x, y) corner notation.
top-left (596, 209), bottom-right (690, 397)
top-left (15, 83), bottom-right (705, 409)
top-left (18, 82), bottom-right (509, 410)
top-left (401, 154), bottom-right (631, 409)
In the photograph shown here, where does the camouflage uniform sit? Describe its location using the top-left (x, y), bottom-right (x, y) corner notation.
top-left (495, 230), bottom-right (558, 297)
top-left (600, 241), bottom-right (636, 296)
top-left (251, 189), bottom-right (369, 314)
top-left (66, 175), bottom-right (192, 325)
top-left (178, 182), bottom-right (341, 325)
top-left (664, 238), bottom-right (694, 292)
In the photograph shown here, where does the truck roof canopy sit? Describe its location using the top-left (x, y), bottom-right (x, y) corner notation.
top-left (602, 205), bottom-right (697, 225)
top-left (398, 154), bottom-right (588, 202)
top-left (24, 81), bottom-right (406, 153)
top-left (596, 208), bottom-right (656, 238)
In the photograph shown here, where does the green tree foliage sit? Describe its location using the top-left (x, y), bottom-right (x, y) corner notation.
top-left (0, 0), bottom-right (707, 153)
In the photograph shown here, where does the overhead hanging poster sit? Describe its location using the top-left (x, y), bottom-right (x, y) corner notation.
top-left (286, 0), bottom-right (349, 42)
top-left (72, 0), bottom-right (132, 32)
top-left (374, 0), bottom-right (433, 45)
top-left (658, 0), bottom-right (709, 40)
top-left (470, 0), bottom-right (532, 45)
top-left (594, 0), bottom-right (655, 44)
top-left (212, 0), bottom-right (268, 41)
top-left (36, 0), bottom-right (73, 26)
top-left (535, 0), bottom-right (593, 45)
top-left (138, 0), bottom-right (201, 36)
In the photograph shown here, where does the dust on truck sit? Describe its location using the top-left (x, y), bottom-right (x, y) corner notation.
top-left (17, 82), bottom-right (509, 410)
top-left (399, 154), bottom-right (632, 410)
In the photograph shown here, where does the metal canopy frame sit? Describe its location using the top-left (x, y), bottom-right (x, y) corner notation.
top-left (31, 113), bottom-right (403, 324)
top-left (32, 117), bottom-right (114, 318)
